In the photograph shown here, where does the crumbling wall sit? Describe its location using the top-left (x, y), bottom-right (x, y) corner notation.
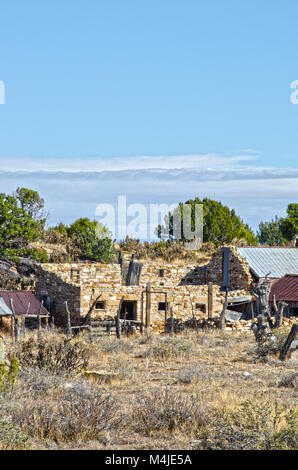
top-left (181, 247), bottom-right (252, 290)
top-left (35, 264), bottom-right (81, 324)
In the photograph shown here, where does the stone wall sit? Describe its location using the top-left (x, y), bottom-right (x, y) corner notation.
top-left (35, 255), bottom-right (251, 328)
top-left (181, 247), bottom-right (252, 289)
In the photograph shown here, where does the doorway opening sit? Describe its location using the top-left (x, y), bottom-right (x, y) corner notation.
top-left (120, 301), bottom-right (137, 320)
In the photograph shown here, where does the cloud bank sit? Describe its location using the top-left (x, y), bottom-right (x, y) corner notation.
top-left (0, 154), bottom-right (297, 236)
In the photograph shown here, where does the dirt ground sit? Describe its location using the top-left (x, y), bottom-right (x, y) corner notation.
top-left (0, 326), bottom-right (297, 450)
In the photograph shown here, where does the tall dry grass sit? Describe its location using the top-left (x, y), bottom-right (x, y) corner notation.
top-left (0, 327), bottom-right (296, 449)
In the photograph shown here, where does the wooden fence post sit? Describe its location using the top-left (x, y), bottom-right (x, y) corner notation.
top-left (14, 317), bottom-right (20, 342)
top-left (208, 282), bottom-right (213, 319)
top-left (10, 317), bottom-right (14, 341)
top-left (140, 292), bottom-right (144, 335)
top-left (164, 293), bottom-right (168, 331)
top-left (279, 324), bottom-right (298, 361)
top-left (169, 307), bottom-right (174, 337)
top-left (22, 317), bottom-right (26, 339)
top-left (65, 301), bottom-right (72, 337)
top-left (219, 288), bottom-right (229, 330)
top-left (273, 297), bottom-right (286, 328)
top-left (145, 282), bottom-right (151, 332)
top-left (115, 310), bottom-right (121, 339)
top-left (191, 299), bottom-right (199, 336)
top-left (37, 300), bottom-right (44, 338)
top-left (0, 337), bottom-right (4, 365)
top-left (9, 299), bottom-right (19, 342)
top-left (37, 313), bottom-right (42, 337)
top-left (115, 297), bottom-right (123, 340)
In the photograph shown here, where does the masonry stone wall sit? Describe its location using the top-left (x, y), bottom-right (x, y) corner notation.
top-left (182, 247), bottom-right (252, 289)
top-left (35, 249), bottom-right (252, 329)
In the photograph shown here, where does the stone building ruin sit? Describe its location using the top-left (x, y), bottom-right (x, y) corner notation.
top-left (35, 246), bottom-right (255, 329)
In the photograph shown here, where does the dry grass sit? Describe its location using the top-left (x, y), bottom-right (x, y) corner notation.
top-left (0, 327), bottom-right (297, 450)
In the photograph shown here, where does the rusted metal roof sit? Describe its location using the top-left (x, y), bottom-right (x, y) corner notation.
top-left (269, 275), bottom-right (298, 303)
top-left (0, 290), bottom-right (49, 316)
top-left (237, 247), bottom-right (298, 279)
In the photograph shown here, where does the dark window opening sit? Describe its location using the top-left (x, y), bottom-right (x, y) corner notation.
top-left (227, 303), bottom-right (248, 314)
top-left (291, 307), bottom-right (298, 316)
top-left (120, 301), bottom-right (137, 320)
top-left (195, 303), bottom-right (206, 313)
top-left (95, 301), bottom-right (106, 310)
top-left (159, 269), bottom-right (165, 278)
top-left (158, 302), bottom-right (169, 311)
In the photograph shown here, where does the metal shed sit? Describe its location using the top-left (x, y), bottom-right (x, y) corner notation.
top-left (0, 290), bottom-right (49, 316)
top-left (237, 247), bottom-right (298, 279)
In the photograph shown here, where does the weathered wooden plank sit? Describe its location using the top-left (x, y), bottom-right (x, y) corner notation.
top-left (279, 324), bottom-right (298, 361)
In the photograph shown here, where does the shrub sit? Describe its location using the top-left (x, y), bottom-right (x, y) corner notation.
top-left (14, 334), bottom-right (91, 373)
top-left (99, 337), bottom-right (133, 355)
top-left (146, 337), bottom-right (192, 361)
top-left (0, 420), bottom-right (29, 449)
top-left (6, 385), bottom-right (124, 442)
top-left (0, 355), bottom-right (19, 391)
top-left (109, 356), bottom-right (135, 381)
top-left (132, 388), bottom-right (207, 435)
top-left (201, 400), bottom-right (298, 450)
top-left (278, 373), bottom-right (298, 389)
top-left (177, 364), bottom-right (200, 384)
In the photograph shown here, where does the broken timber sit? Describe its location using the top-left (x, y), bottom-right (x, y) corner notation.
top-left (279, 324), bottom-right (298, 361)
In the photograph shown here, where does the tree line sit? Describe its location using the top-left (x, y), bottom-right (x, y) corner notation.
top-left (0, 188), bottom-right (296, 264)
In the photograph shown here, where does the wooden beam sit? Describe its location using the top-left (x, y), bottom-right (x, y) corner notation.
top-left (81, 293), bottom-right (102, 326)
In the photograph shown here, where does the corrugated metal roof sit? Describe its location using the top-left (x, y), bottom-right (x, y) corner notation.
top-left (269, 275), bottom-right (298, 302)
top-left (0, 291), bottom-right (49, 316)
top-left (237, 247), bottom-right (298, 279)
top-left (0, 297), bottom-right (13, 316)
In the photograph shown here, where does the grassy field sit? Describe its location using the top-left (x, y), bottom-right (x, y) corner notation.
top-left (0, 326), bottom-right (297, 450)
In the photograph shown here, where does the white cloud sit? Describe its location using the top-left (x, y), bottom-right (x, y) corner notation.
top-left (0, 153), bottom-right (257, 172)
top-left (0, 153), bottom-right (297, 235)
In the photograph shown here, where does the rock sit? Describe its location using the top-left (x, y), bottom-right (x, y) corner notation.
top-left (289, 349), bottom-right (298, 363)
top-left (84, 370), bottom-right (119, 383)
top-left (278, 373), bottom-right (298, 388)
top-left (0, 260), bottom-right (20, 278)
top-left (243, 371), bottom-right (252, 377)
top-left (17, 258), bottom-right (37, 276)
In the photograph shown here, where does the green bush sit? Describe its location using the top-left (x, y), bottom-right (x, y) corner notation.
top-left (0, 355), bottom-right (19, 391)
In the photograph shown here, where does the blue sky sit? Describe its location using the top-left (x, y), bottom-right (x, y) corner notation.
top-left (0, 1), bottom-right (297, 235)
